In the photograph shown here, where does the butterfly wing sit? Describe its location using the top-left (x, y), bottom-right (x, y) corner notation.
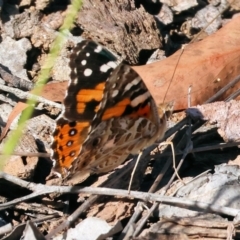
top-left (51, 40), bottom-right (117, 176)
top-left (66, 63), bottom-right (168, 184)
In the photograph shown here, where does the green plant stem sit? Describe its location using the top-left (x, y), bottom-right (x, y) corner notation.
top-left (0, 0), bottom-right (83, 170)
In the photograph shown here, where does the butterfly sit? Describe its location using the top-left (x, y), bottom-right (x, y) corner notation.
top-left (51, 40), bottom-right (173, 185)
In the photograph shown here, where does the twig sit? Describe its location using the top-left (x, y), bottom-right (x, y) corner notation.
top-left (163, 119), bottom-right (192, 193)
top-left (225, 87), bottom-right (240, 102)
top-left (204, 74), bottom-right (240, 104)
top-left (0, 82), bottom-right (62, 109)
top-left (0, 172), bottom-right (239, 219)
top-left (0, 151), bottom-right (50, 157)
top-left (55, 188), bottom-right (240, 218)
top-left (163, 117), bottom-right (189, 140)
top-left (189, 141), bottom-right (240, 154)
top-left (0, 172), bottom-right (37, 190)
top-left (0, 63), bottom-right (34, 91)
top-left (0, 94), bottom-right (17, 106)
top-left (158, 140), bottom-right (240, 157)
top-left (0, 213), bottom-right (60, 237)
top-left (46, 194), bottom-right (100, 239)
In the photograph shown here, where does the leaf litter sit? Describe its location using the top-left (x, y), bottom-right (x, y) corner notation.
top-left (0, 1), bottom-right (240, 239)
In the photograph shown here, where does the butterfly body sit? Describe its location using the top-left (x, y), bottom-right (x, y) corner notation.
top-left (51, 40), bottom-right (172, 185)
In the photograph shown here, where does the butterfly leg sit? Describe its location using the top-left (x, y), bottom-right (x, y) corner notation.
top-left (128, 150), bottom-right (143, 194)
top-left (158, 141), bottom-right (184, 184)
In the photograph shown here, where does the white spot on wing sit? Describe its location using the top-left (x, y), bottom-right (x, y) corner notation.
top-left (124, 77), bottom-right (141, 92)
top-left (112, 89), bottom-right (119, 98)
top-left (81, 60), bottom-right (87, 65)
top-left (72, 77), bottom-right (78, 85)
top-left (100, 64), bottom-right (111, 72)
top-left (94, 45), bottom-right (102, 52)
top-left (86, 52), bottom-right (90, 57)
top-left (84, 69), bottom-right (92, 76)
top-left (131, 91), bottom-right (150, 107)
top-left (69, 130), bottom-right (76, 136)
top-left (72, 68), bottom-right (77, 75)
top-left (75, 50), bottom-right (80, 56)
top-left (132, 77), bottom-right (141, 85)
top-left (108, 61), bottom-right (117, 69)
top-left (100, 61), bottom-right (117, 72)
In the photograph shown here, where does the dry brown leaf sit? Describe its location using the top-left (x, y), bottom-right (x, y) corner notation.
top-left (41, 81), bottom-right (68, 102)
top-left (0, 101), bottom-right (28, 142)
top-left (31, 16), bottom-right (240, 111)
top-left (134, 15), bottom-right (240, 110)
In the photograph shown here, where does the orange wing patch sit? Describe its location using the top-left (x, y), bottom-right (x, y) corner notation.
top-left (52, 121), bottom-right (89, 172)
top-left (129, 104), bottom-right (151, 118)
top-left (76, 84), bottom-right (105, 114)
top-left (101, 98), bottom-right (131, 120)
top-left (101, 98), bottom-right (152, 120)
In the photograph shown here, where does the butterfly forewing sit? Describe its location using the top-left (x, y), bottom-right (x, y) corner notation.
top-left (64, 41), bottom-right (118, 121)
top-left (51, 40), bottom-right (118, 175)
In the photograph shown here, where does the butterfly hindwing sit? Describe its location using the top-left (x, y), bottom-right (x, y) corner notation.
top-left (66, 63), bottom-right (162, 184)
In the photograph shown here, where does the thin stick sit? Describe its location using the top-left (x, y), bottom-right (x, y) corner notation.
top-left (204, 74), bottom-right (240, 104)
top-left (225, 88), bottom-right (240, 102)
top-left (159, 141), bottom-right (240, 157)
top-left (0, 173), bottom-right (239, 219)
top-left (159, 141), bottom-right (183, 183)
top-left (188, 85), bottom-right (192, 108)
top-left (0, 151), bottom-right (50, 157)
top-left (0, 82), bottom-right (62, 109)
top-left (128, 151), bottom-right (143, 193)
top-left (0, 94), bottom-right (16, 106)
top-left (0, 63), bottom-right (34, 91)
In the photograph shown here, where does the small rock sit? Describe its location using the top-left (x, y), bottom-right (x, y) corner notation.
top-left (161, 0), bottom-right (198, 12)
top-left (155, 4), bottom-right (173, 25)
top-left (3, 10), bottom-right (40, 38)
top-left (191, 5), bottom-right (222, 35)
top-left (0, 37), bottom-right (31, 80)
